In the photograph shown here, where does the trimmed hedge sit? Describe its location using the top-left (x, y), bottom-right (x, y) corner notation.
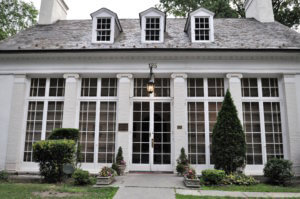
top-left (201, 169), bottom-right (226, 185)
top-left (0, 170), bottom-right (9, 182)
top-left (72, 169), bottom-right (95, 186)
top-left (223, 173), bottom-right (259, 185)
top-left (33, 140), bottom-right (76, 183)
top-left (264, 158), bottom-right (294, 185)
top-left (48, 128), bottom-right (79, 141)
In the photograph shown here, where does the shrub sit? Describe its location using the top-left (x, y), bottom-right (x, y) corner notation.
top-left (176, 148), bottom-right (189, 175)
top-left (72, 169), bottom-right (94, 186)
top-left (201, 169), bottom-right (226, 185)
top-left (264, 158), bottom-right (294, 185)
top-left (33, 140), bottom-right (76, 183)
top-left (116, 147), bottom-right (124, 165)
top-left (223, 173), bottom-right (259, 186)
top-left (112, 163), bottom-right (120, 175)
top-left (212, 90), bottom-right (246, 174)
top-left (0, 170), bottom-right (9, 182)
top-left (176, 164), bottom-right (186, 176)
top-left (48, 128), bottom-right (79, 141)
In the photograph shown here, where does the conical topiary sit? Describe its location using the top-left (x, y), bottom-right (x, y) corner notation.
top-left (116, 147), bottom-right (124, 165)
top-left (212, 90), bottom-right (246, 174)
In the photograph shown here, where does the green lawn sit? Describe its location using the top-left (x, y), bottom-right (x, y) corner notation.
top-left (201, 183), bottom-right (300, 193)
top-left (0, 183), bottom-right (118, 199)
top-left (176, 195), bottom-right (245, 199)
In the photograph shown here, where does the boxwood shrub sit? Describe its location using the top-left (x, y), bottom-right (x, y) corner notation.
top-left (72, 169), bottom-right (95, 186)
top-left (48, 128), bottom-right (79, 141)
top-left (264, 158), bottom-right (294, 185)
top-left (201, 169), bottom-right (226, 185)
top-left (33, 140), bottom-right (76, 183)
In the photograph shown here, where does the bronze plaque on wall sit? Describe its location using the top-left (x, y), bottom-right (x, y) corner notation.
top-left (118, 123), bottom-right (128, 132)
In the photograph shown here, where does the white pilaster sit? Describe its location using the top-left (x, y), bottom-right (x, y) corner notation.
top-left (171, 73), bottom-right (188, 171)
top-left (62, 74), bottom-right (80, 128)
top-left (5, 75), bottom-right (27, 171)
top-left (226, 74), bottom-right (243, 123)
top-left (283, 74), bottom-right (300, 175)
top-left (116, 74), bottom-right (132, 170)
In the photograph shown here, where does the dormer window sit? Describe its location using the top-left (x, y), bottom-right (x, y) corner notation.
top-left (140, 8), bottom-right (166, 43)
top-left (96, 18), bottom-right (111, 42)
top-left (184, 8), bottom-right (215, 43)
top-left (195, 17), bottom-right (210, 41)
top-left (91, 8), bottom-right (122, 44)
top-left (145, 18), bottom-right (160, 41)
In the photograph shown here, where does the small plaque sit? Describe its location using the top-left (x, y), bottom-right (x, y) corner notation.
top-left (177, 125), bottom-right (183, 130)
top-left (119, 123), bottom-right (128, 132)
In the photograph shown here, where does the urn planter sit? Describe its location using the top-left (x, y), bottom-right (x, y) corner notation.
top-left (96, 176), bottom-right (115, 185)
top-left (118, 165), bottom-right (126, 176)
top-left (184, 176), bottom-right (201, 188)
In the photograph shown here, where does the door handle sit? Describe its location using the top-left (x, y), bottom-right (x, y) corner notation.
top-left (152, 138), bottom-right (154, 148)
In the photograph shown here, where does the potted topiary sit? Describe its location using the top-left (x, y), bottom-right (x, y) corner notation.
top-left (184, 168), bottom-right (200, 188)
top-left (176, 148), bottom-right (189, 176)
top-left (96, 167), bottom-right (116, 185)
top-left (116, 147), bottom-right (126, 175)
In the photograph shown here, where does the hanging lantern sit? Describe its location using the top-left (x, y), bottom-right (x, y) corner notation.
top-left (146, 63), bottom-right (157, 94)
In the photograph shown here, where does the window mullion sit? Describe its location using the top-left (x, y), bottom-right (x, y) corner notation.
top-left (94, 100), bottom-right (100, 164)
top-left (41, 100), bottom-right (48, 141)
top-left (204, 101), bottom-right (210, 165)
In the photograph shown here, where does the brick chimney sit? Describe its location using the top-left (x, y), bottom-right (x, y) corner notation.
top-left (245, 0), bottom-right (274, 23)
top-left (38, 0), bottom-right (69, 25)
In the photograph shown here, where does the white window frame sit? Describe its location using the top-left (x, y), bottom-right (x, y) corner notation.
top-left (95, 17), bottom-right (112, 43)
top-left (141, 12), bottom-right (164, 44)
top-left (190, 10), bottom-right (214, 43)
top-left (92, 15), bottom-right (115, 44)
top-left (144, 17), bottom-right (161, 42)
top-left (76, 78), bottom-right (118, 172)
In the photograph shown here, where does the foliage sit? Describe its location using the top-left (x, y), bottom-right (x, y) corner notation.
top-left (112, 163), bottom-right (120, 176)
top-left (223, 173), bottom-right (259, 186)
top-left (176, 148), bottom-right (189, 175)
top-left (211, 90), bottom-right (246, 174)
top-left (116, 147), bottom-right (125, 165)
top-left (185, 168), bottom-right (198, 180)
top-left (0, 0), bottom-right (38, 41)
top-left (157, 0), bottom-right (300, 28)
top-left (176, 164), bottom-right (186, 176)
top-left (99, 167), bottom-right (117, 177)
top-left (72, 169), bottom-right (95, 186)
top-left (0, 170), bottom-right (9, 182)
top-left (201, 169), bottom-right (226, 185)
top-left (264, 158), bottom-right (294, 185)
top-left (33, 140), bottom-right (76, 183)
top-left (48, 128), bottom-right (79, 141)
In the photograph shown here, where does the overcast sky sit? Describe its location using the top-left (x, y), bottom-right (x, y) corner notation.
top-left (25, 0), bottom-right (161, 19)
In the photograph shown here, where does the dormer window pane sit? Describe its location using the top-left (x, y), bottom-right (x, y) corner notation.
top-left (145, 17), bottom-right (160, 41)
top-left (96, 18), bottom-right (111, 42)
top-left (195, 17), bottom-right (210, 41)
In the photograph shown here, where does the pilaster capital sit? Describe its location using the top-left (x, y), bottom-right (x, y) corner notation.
top-left (63, 74), bottom-right (80, 79)
top-left (226, 73), bottom-right (243, 79)
top-left (117, 74), bottom-right (133, 79)
top-left (171, 73), bottom-right (188, 79)
top-left (283, 74), bottom-right (296, 83)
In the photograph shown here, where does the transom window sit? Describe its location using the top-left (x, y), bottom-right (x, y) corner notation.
top-left (145, 18), bottom-right (160, 41)
top-left (96, 18), bottom-right (111, 42)
top-left (241, 78), bottom-right (284, 165)
top-left (24, 78), bottom-right (65, 162)
top-left (134, 78), bottom-right (170, 97)
top-left (195, 17), bottom-right (210, 41)
top-left (188, 78), bottom-right (204, 97)
top-left (81, 78), bottom-right (118, 97)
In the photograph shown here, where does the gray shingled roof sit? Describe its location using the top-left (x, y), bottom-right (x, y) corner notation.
top-left (0, 18), bottom-right (300, 50)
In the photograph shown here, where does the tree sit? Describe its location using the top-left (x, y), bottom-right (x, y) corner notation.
top-left (157, 0), bottom-right (300, 28)
top-left (0, 0), bottom-right (38, 41)
top-left (211, 90), bottom-right (246, 174)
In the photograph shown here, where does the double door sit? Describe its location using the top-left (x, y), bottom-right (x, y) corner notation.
top-left (131, 101), bottom-right (172, 171)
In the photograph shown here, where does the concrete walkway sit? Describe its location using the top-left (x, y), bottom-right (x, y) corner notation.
top-left (112, 173), bottom-right (300, 199)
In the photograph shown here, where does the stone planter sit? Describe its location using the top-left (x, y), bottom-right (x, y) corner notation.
top-left (118, 164), bottom-right (126, 176)
top-left (96, 176), bottom-right (115, 185)
top-left (184, 176), bottom-right (201, 188)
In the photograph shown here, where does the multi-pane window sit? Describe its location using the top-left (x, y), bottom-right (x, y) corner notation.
top-left (187, 78), bottom-right (225, 165)
top-left (241, 77), bottom-right (283, 164)
top-left (188, 102), bottom-right (205, 164)
top-left (81, 78), bottom-right (98, 97)
top-left (195, 17), bottom-right (210, 41)
top-left (101, 78), bottom-right (117, 97)
top-left (145, 18), bottom-right (160, 41)
top-left (79, 77), bottom-right (118, 164)
top-left (187, 78), bottom-right (204, 97)
top-left (79, 102), bottom-right (96, 163)
top-left (24, 78), bottom-right (65, 162)
top-left (96, 18), bottom-right (111, 42)
top-left (242, 102), bottom-right (263, 164)
top-left (134, 78), bottom-right (170, 97)
top-left (208, 78), bottom-right (224, 97)
top-left (98, 102), bottom-right (116, 163)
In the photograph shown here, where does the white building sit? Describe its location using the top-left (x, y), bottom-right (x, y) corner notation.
top-left (0, 0), bottom-right (300, 176)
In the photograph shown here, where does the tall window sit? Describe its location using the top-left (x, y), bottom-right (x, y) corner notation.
top-left (24, 78), bottom-right (65, 162)
top-left (241, 78), bottom-right (283, 165)
top-left (134, 78), bottom-right (170, 97)
top-left (96, 18), bottom-right (111, 42)
top-left (187, 78), bottom-right (225, 165)
top-left (195, 17), bottom-right (210, 41)
top-left (79, 78), bottom-right (118, 163)
top-left (145, 18), bottom-right (160, 41)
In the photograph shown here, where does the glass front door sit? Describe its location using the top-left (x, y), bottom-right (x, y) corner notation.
top-left (132, 101), bottom-right (172, 171)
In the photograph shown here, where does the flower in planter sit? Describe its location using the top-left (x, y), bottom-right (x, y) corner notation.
top-left (99, 167), bottom-right (115, 177)
top-left (185, 168), bottom-right (197, 180)
top-left (120, 160), bottom-right (126, 166)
